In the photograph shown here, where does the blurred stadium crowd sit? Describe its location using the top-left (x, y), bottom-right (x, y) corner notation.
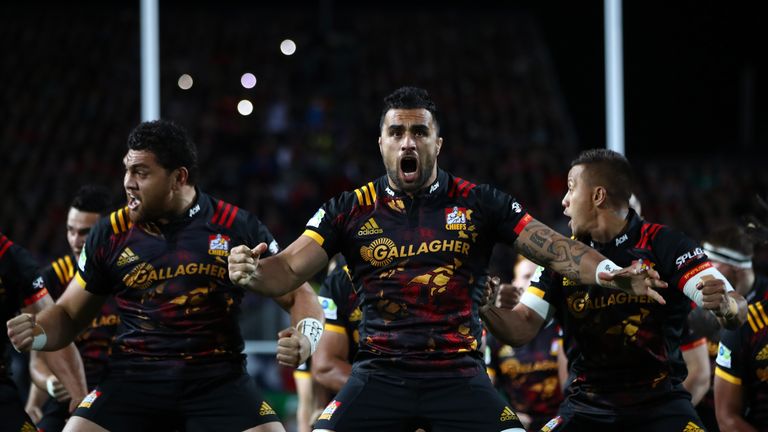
top-left (1, 2), bottom-right (765, 336)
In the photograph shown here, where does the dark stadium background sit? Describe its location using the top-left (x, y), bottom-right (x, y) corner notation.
top-left (1, 1), bottom-right (764, 426)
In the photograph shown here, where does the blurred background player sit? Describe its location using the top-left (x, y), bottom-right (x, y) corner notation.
top-left (2, 231), bottom-right (88, 431)
top-left (688, 224), bottom-right (768, 431)
top-left (481, 149), bottom-right (746, 431)
top-left (25, 185), bottom-right (115, 431)
top-left (486, 255), bottom-right (565, 430)
top-left (714, 212), bottom-right (768, 431)
top-left (7, 120), bottom-right (324, 432)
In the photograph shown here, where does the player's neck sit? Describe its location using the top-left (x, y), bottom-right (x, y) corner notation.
top-left (591, 206), bottom-right (629, 243)
top-left (388, 167), bottom-right (439, 198)
top-left (158, 185), bottom-right (197, 224)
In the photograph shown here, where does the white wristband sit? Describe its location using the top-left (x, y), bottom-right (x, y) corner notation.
top-left (595, 259), bottom-right (621, 287)
top-left (296, 318), bottom-right (323, 356)
top-left (31, 324), bottom-right (47, 350)
top-left (46, 376), bottom-right (57, 398)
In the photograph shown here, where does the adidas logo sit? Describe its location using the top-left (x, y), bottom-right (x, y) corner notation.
top-left (117, 248), bottom-right (139, 267)
top-left (682, 421), bottom-right (704, 432)
top-left (500, 406), bottom-right (517, 422)
top-left (259, 401), bottom-right (276, 416)
top-left (757, 345), bottom-right (768, 361)
top-left (357, 218), bottom-right (383, 236)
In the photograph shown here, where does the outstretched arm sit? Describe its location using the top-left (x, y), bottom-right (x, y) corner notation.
top-left (230, 235), bottom-right (329, 297)
top-left (514, 218), bottom-right (667, 302)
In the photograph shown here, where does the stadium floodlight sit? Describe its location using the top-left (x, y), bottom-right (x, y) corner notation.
top-left (241, 73), bottom-right (257, 89)
top-left (237, 100), bottom-right (254, 116)
top-left (280, 39), bottom-right (297, 56)
top-left (178, 74), bottom-right (193, 90)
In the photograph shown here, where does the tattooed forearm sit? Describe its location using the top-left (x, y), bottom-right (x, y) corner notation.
top-left (515, 220), bottom-right (594, 282)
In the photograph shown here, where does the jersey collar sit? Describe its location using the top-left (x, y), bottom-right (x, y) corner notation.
top-left (589, 208), bottom-right (644, 251)
top-left (381, 169), bottom-right (447, 198)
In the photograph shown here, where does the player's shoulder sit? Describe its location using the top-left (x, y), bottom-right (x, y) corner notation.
top-left (89, 206), bottom-right (133, 244)
top-left (745, 299), bottom-right (768, 335)
top-left (44, 253), bottom-right (77, 287)
top-left (346, 176), bottom-right (387, 209)
top-left (204, 193), bottom-right (249, 230)
top-left (443, 172), bottom-right (518, 209)
top-left (444, 172), bottom-right (480, 199)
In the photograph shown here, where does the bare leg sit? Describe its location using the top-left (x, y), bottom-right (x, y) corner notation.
top-left (64, 416), bottom-right (110, 432)
top-left (246, 421), bottom-right (287, 432)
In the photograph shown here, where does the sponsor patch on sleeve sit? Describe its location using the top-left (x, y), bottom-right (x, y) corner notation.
top-left (307, 209), bottom-right (325, 228)
top-left (319, 296), bottom-right (338, 320)
top-left (715, 343), bottom-right (732, 368)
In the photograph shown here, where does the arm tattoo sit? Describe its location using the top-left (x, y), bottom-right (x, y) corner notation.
top-left (516, 220), bottom-right (590, 281)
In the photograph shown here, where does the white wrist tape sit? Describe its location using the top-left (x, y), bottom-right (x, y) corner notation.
top-left (296, 318), bottom-right (323, 355)
top-left (46, 376), bottom-right (57, 398)
top-left (31, 324), bottom-right (47, 351)
top-left (595, 259), bottom-right (621, 287)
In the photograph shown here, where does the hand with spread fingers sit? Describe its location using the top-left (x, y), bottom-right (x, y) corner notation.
top-left (228, 243), bottom-right (268, 289)
top-left (276, 327), bottom-right (311, 368)
top-left (598, 260), bottom-right (668, 305)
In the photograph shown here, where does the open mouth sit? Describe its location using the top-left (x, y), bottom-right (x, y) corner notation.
top-left (127, 192), bottom-right (141, 210)
top-left (400, 156), bottom-right (419, 182)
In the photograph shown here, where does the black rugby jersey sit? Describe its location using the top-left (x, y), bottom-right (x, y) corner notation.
top-left (41, 253), bottom-right (120, 386)
top-left (303, 169), bottom-right (531, 377)
top-left (76, 190), bottom-right (279, 380)
top-left (318, 265), bottom-right (360, 363)
top-left (716, 298), bottom-right (768, 428)
top-left (487, 323), bottom-right (563, 425)
top-left (1, 232), bottom-right (48, 375)
top-left (525, 209), bottom-right (715, 412)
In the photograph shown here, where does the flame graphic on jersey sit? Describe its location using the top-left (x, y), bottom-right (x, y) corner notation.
top-left (605, 308), bottom-right (650, 343)
top-left (409, 258), bottom-right (463, 296)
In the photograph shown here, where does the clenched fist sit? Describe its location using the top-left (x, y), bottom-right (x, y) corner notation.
top-left (6, 313), bottom-right (41, 352)
top-left (228, 243), bottom-right (268, 289)
top-left (276, 327), bottom-right (311, 368)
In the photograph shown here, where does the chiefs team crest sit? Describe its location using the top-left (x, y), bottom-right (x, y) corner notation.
top-left (208, 234), bottom-right (231, 256)
top-left (445, 206), bottom-right (467, 230)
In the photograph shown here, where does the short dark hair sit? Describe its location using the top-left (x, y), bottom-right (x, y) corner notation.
top-left (379, 86), bottom-right (440, 133)
top-left (71, 185), bottom-right (112, 215)
top-left (571, 148), bottom-right (634, 208)
top-left (127, 120), bottom-right (199, 184)
top-left (704, 225), bottom-right (753, 258)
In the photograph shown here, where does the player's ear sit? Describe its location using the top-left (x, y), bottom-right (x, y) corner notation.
top-left (593, 186), bottom-right (607, 207)
top-left (436, 137), bottom-right (443, 156)
top-left (172, 167), bottom-right (189, 189)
